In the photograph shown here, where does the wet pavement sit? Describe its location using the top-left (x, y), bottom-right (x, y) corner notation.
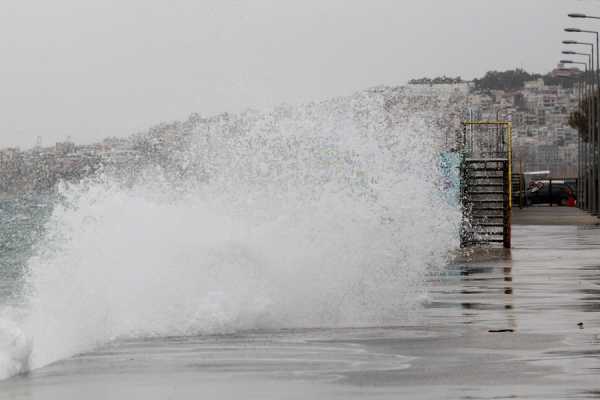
top-left (513, 206), bottom-right (600, 225)
top-left (1, 224), bottom-right (599, 399)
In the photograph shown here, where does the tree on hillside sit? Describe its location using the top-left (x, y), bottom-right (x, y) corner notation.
top-left (409, 76), bottom-right (464, 85)
top-left (473, 69), bottom-right (542, 92)
top-left (473, 68), bottom-right (576, 91)
top-left (569, 94), bottom-right (593, 141)
top-left (543, 74), bottom-right (575, 89)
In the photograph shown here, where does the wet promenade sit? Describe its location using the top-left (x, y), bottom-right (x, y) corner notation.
top-left (418, 219), bottom-right (600, 398)
top-left (513, 206), bottom-right (600, 226)
top-left (1, 209), bottom-right (600, 399)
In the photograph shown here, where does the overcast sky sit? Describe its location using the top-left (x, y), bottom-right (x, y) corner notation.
top-left (2, 0), bottom-right (600, 148)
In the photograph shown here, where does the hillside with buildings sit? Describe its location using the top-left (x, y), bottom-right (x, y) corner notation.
top-left (0, 66), bottom-right (579, 197)
top-left (409, 66), bottom-right (580, 177)
top-left (0, 84), bottom-right (467, 197)
top-left (466, 65), bottom-right (580, 177)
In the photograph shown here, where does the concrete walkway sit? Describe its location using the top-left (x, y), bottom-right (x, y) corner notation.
top-left (512, 206), bottom-right (600, 225)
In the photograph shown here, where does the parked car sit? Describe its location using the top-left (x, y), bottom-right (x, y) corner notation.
top-left (526, 179), bottom-right (576, 206)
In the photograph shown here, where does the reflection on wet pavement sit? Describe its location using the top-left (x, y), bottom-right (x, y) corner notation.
top-left (1, 225), bottom-right (600, 400)
top-left (418, 225), bottom-right (600, 398)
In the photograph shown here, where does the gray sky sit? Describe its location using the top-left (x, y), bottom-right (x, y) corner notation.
top-left (1, 0), bottom-right (599, 148)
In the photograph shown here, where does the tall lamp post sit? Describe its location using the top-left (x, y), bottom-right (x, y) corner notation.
top-left (567, 14), bottom-right (600, 74)
top-left (562, 50), bottom-right (592, 66)
top-left (562, 59), bottom-right (592, 210)
top-left (563, 51), bottom-right (591, 206)
top-left (566, 24), bottom-right (600, 214)
top-left (564, 40), bottom-right (596, 210)
top-left (563, 39), bottom-right (598, 86)
top-left (556, 68), bottom-right (585, 204)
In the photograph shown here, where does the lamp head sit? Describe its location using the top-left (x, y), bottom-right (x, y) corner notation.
top-left (568, 13), bottom-right (588, 18)
top-left (563, 40), bottom-right (579, 44)
top-left (562, 50), bottom-right (576, 54)
top-left (565, 28), bottom-right (583, 33)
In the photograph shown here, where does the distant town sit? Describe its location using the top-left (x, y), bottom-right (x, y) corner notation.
top-left (411, 65), bottom-right (580, 177)
top-left (0, 65), bottom-right (581, 197)
top-left (466, 65), bottom-right (580, 177)
top-left (0, 120), bottom-right (193, 197)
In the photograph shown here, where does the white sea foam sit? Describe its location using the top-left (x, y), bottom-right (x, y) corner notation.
top-left (0, 86), bottom-right (462, 378)
top-left (0, 317), bottom-right (30, 380)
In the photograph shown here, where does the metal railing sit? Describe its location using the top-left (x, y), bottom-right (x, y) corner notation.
top-left (460, 121), bottom-right (513, 209)
top-left (459, 121), bottom-right (513, 248)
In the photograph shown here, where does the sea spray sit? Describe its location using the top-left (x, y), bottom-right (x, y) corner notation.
top-left (0, 85), bottom-right (463, 379)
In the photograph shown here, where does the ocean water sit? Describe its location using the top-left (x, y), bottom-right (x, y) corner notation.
top-left (0, 86), bottom-right (462, 381)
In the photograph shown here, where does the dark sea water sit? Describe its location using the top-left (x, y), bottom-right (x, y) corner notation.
top-left (0, 196), bottom-right (52, 302)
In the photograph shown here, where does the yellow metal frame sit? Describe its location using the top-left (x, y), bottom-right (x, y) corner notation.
top-left (461, 121), bottom-right (513, 209)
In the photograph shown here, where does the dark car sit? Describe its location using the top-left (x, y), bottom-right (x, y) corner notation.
top-left (525, 180), bottom-right (576, 206)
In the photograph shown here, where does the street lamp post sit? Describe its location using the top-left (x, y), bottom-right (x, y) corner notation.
top-left (562, 59), bottom-right (591, 210)
top-left (565, 27), bottom-right (599, 74)
top-left (568, 15), bottom-right (600, 75)
top-left (564, 40), bottom-right (596, 209)
top-left (556, 69), bottom-right (583, 202)
top-left (562, 53), bottom-right (591, 205)
top-left (567, 71), bottom-right (584, 205)
top-left (566, 22), bottom-right (600, 214)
